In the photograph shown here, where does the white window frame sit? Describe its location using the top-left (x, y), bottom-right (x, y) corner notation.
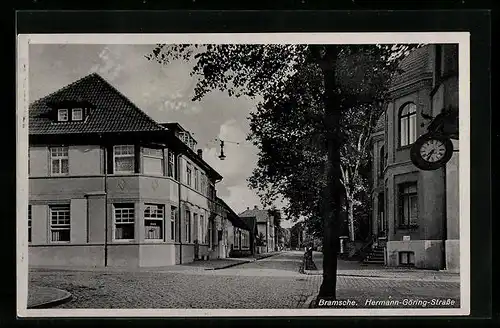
top-left (144, 204), bottom-right (165, 241)
top-left (58, 109), bottom-right (68, 122)
top-left (72, 108), bottom-right (83, 121)
top-left (49, 205), bottom-right (70, 243)
top-left (50, 146), bottom-right (69, 176)
top-left (143, 147), bottom-right (164, 176)
top-left (113, 204), bottom-right (135, 241)
top-left (113, 145), bottom-right (135, 174)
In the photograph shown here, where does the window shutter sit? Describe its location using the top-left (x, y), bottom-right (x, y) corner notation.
top-left (107, 145), bottom-right (114, 174)
top-left (134, 144), bottom-right (141, 174)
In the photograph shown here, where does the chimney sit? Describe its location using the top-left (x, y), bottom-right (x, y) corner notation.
top-left (197, 149), bottom-right (203, 158)
top-left (246, 207), bottom-right (250, 210)
top-left (254, 205), bottom-right (258, 210)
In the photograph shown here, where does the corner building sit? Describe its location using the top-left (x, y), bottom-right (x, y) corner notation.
top-left (370, 45), bottom-right (459, 271)
top-left (28, 73), bottom-right (226, 267)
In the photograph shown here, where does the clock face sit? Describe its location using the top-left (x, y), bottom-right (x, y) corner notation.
top-left (419, 139), bottom-right (447, 162)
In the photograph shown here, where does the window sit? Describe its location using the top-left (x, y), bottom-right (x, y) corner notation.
top-left (208, 219), bottom-right (214, 247)
top-left (208, 183), bottom-right (215, 199)
top-left (200, 215), bottom-right (205, 244)
top-left (28, 205), bottom-right (32, 243)
top-left (167, 152), bottom-right (175, 178)
top-left (194, 168), bottom-right (199, 191)
top-left (58, 109), bottom-right (68, 121)
top-left (114, 204), bottom-right (135, 240)
top-left (399, 251), bottom-right (415, 266)
top-left (72, 108), bottom-right (83, 121)
top-left (114, 145), bottom-right (135, 174)
top-left (50, 205), bottom-right (70, 242)
top-left (50, 147), bottom-right (69, 175)
top-left (399, 183), bottom-right (418, 228)
top-left (186, 164), bottom-right (192, 186)
top-left (144, 204), bottom-right (164, 240)
top-left (185, 209), bottom-right (191, 243)
top-left (200, 173), bottom-right (206, 195)
top-left (143, 147), bottom-right (164, 176)
top-left (170, 206), bottom-right (177, 241)
top-left (241, 231), bottom-right (250, 249)
top-left (399, 103), bottom-right (417, 147)
top-left (193, 213), bottom-right (198, 241)
top-left (233, 227), bottom-right (238, 249)
top-left (379, 146), bottom-right (385, 176)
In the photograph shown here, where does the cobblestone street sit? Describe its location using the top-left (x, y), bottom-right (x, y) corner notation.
top-left (28, 251), bottom-right (460, 309)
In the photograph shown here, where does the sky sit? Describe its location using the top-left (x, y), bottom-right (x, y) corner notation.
top-left (29, 44), bottom-right (290, 228)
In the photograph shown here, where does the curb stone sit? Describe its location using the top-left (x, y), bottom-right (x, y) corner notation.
top-left (205, 260), bottom-right (252, 270)
top-left (28, 286), bottom-right (72, 309)
top-left (205, 252), bottom-right (280, 270)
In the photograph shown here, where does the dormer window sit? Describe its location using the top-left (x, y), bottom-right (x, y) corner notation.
top-left (72, 108), bottom-right (83, 121)
top-left (58, 109), bottom-right (69, 122)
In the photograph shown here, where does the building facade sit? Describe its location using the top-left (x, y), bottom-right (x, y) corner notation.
top-left (28, 73), bottom-right (228, 267)
top-left (369, 44), bottom-right (459, 271)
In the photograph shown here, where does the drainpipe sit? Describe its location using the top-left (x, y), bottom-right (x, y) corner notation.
top-left (442, 165), bottom-right (447, 270)
top-left (103, 145), bottom-right (109, 267)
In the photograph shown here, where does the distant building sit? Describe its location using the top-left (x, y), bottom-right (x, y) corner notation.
top-left (28, 73), bottom-right (230, 267)
top-left (239, 206), bottom-right (277, 253)
top-left (369, 44), bottom-right (459, 271)
top-left (217, 198), bottom-right (253, 257)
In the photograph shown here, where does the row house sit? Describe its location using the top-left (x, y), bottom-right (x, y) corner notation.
top-left (369, 44), bottom-right (459, 271)
top-left (217, 198), bottom-right (253, 257)
top-left (27, 73), bottom-right (226, 267)
top-left (239, 206), bottom-right (277, 253)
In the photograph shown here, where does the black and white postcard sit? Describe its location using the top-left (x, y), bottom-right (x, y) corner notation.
top-left (17, 32), bottom-right (470, 317)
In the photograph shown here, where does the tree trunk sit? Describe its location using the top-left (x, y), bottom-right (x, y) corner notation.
top-left (348, 199), bottom-right (355, 242)
top-left (316, 45), bottom-right (343, 301)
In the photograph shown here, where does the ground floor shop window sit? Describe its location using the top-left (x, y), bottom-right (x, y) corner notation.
top-left (144, 204), bottom-right (164, 240)
top-left (114, 203), bottom-right (135, 240)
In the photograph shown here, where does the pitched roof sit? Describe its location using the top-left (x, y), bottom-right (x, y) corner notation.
top-left (240, 217), bottom-right (257, 232)
top-left (239, 208), bottom-right (270, 224)
top-left (218, 198), bottom-right (250, 231)
top-left (389, 45), bottom-right (433, 92)
top-left (29, 73), bottom-right (165, 135)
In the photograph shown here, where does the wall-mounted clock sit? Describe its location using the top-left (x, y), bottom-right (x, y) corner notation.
top-left (410, 133), bottom-right (454, 171)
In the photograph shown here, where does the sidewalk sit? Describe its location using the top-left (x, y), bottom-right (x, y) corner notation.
top-left (29, 252), bottom-right (282, 273)
top-left (28, 285), bottom-right (72, 309)
top-left (303, 252), bottom-right (460, 282)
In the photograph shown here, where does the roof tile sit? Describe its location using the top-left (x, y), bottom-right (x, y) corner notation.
top-left (29, 73), bottom-right (165, 135)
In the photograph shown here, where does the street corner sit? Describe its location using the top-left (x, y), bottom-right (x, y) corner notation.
top-left (28, 285), bottom-right (72, 309)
